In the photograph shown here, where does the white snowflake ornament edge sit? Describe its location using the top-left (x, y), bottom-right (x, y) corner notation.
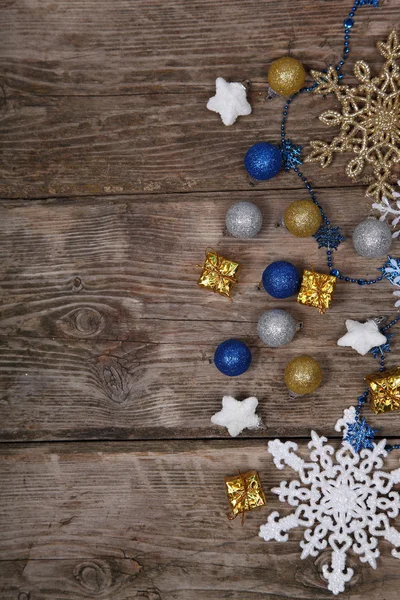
top-left (259, 409), bottom-right (400, 595)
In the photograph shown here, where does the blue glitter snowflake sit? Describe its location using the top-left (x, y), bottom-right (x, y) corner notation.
top-left (280, 139), bottom-right (302, 172)
top-left (313, 225), bottom-right (345, 251)
top-left (344, 418), bottom-right (377, 453)
top-left (379, 256), bottom-right (400, 286)
top-left (370, 333), bottom-right (393, 359)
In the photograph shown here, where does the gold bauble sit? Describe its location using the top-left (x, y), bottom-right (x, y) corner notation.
top-left (284, 200), bottom-right (322, 237)
top-left (284, 355), bottom-right (322, 395)
top-left (268, 57), bottom-right (306, 96)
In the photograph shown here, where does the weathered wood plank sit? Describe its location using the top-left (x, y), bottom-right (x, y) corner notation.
top-left (1, 191), bottom-right (400, 441)
top-left (0, 441), bottom-right (399, 599)
top-left (0, 189), bottom-right (395, 336)
top-left (0, 90), bottom-right (387, 199)
top-left (0, 0), bottom-right (394, 96)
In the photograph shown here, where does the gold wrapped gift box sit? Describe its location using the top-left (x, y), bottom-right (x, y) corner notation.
top-left (225, 470), bottom-right (266, 522)
top-left (198, 248), bottom-right (240, 300)
top-left (297, 268), bottom-right (336, 314)
top-left (366, 367), bottom-right (400, 414)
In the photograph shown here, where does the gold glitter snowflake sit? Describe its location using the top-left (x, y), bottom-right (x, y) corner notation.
top-left (305, 30), bottom-right (400, 204)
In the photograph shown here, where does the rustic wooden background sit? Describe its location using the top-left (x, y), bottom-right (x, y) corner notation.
top-left (1, 0), bottom-right (400, 598)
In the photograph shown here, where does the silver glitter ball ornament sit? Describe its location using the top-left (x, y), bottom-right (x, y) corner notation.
top-left (257, 308), bottom-right (297, 348)
top-left (352, 218), bottom-right (392, 258)
top-left (225, 201), bottom-right (262, 238)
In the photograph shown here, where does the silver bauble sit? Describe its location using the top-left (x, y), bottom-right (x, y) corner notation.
top-left (352, 218), bottom-right (392, 258)
top-left (257, 308), bottom-right (297, 348)
top-left (225, 201), bottom-right (262, 238)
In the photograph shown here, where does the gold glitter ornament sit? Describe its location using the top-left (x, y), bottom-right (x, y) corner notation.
top-left (305, 30), bottom-right (400, 204)
top-left (366, 367), bottom-right (400, 414)
top-left (284, 355), bottom-right (323, 396)
top-left (284, 199), bottom-right (322, 237)
top-left (268, 57), bottom-right (306, 96)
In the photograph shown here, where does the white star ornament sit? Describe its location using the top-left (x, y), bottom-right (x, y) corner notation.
top-left (207, 77), bottom-right (252, 126)
top-left (211, 395), bottom-right (261, 437)
top-left (337, 319), bottom-right (387, 356)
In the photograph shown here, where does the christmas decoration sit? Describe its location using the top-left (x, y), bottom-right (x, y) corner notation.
top-left (257, 308), bottom-right (298, 348)
top-left (211, 396), bottom-right (261, 437)
top-left (262, 260), bottom-right (301, 299)
top-left (284, 355), bottom-right (323, 396)
top-left (297, 268), bottom-right (336, 314)
top-left (280, 139), bottom-right (302, 172)
top-left (284, 199), bottom-right (322, 238)
top-left (380, 255), bottom-right (400, 285)
top-left (268, 56), bottom-right (306, 96)
top-left (197, 248), bottom-right (239, 300)
top-left (352, 218), bottom-right (392, 258)
top-left (225, 470), bottom-right (266, 523)
top-left (305, 30), bottom-right (400, 204)
top-left (372, 181), bottom-right (400, 239)
top-left (370, 333), bottom-right (393, 360)
top-left (214, 339), bottom-right (252, 377)
top-left (244, 142), bottom-right (282, 181)
top-left (259, 409), bottom-right (400, 595)
top-left (225, 201), bottom-right (262, 238)
top-left (313, 225), bottom-right (345, 251)
top-left (337, 319), bottom-right (387, 356)
top-left (335, 397), bottom-right (377, 454)
top-left (366, 366), bottom-right (400, 413)
top-left (207, 77), bottom-right (251, 126)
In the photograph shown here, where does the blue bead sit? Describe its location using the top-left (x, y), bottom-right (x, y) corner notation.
top-left (345, 277), bottom-right (350, 281)
top-left (262, 261), bottom-right (301, 299)
top-left (244, 142), bottom-right (283, 181)
top-left (344, 17), bottom-right (354, 28)
top-left (214, 339), bottom-right (252, 377)
top-left (331, 269), bottom-right (340, 277)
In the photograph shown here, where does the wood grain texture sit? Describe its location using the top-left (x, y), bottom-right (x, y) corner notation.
top-left (0, 440), bottom-right (399, 599)
top-left (0, 0), bottom-right (394, 96)
top-left (1, 0), bottom-right (400, 597)
top-left (1, 191), bottom-right (400, 441)
top-left (2, 89), bottom-right (399, 199)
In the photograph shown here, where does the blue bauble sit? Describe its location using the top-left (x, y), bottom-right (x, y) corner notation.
top-left (214, 339), bottom-right (252, 377)
top-left (262, 261), bottom-right (300, 299)
top-left (244, 142), bottom-right (282, 181)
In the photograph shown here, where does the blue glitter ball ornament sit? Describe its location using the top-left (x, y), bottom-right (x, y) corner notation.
top-left (262, 261), bottom-right (301, 299)
top-left (244, 142), bottom-right (282, 181)
top-left (214, 339), bottom-right (252, 377)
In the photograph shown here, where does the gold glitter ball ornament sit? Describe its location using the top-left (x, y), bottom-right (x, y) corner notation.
top-left (268, 56), bottom-right (306, 96)
top-left (284, 355), bottom-right (323, 396)
top-left (284, 199), bottom-right (322, 237)
top-left (305, 30), bottom-right (400, 204)
top-left (366, 367), bottom-right (400, 414)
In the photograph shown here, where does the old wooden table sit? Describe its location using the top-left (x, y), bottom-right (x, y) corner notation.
top-left (1, 1), bottom-right (400, 598)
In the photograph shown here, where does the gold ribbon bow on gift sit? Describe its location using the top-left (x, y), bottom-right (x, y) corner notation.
top-left (197, 248), bottom-right (240, 300)
top-left (297, 267), bottom-right (337, 314)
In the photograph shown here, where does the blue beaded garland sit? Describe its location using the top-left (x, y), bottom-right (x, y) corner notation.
top-left (244, 142), bottom-right (283, 181)
top-left (262, 261), bottom-right (301, 299)
top-left (214, 339), bottom-right (252, 377)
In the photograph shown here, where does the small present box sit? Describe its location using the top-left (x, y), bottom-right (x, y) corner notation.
top-left (225, 470), bottom-right (266, 522)
top-left (366, 367), bottom-right (400, 414)
top-left (197, 248), bottom-right (240, 300)
top-left (297, 268), bottom-right (336, 314)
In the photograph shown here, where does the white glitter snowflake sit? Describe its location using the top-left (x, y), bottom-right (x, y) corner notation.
top-left (259, 409), bottom-right (400, 595)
